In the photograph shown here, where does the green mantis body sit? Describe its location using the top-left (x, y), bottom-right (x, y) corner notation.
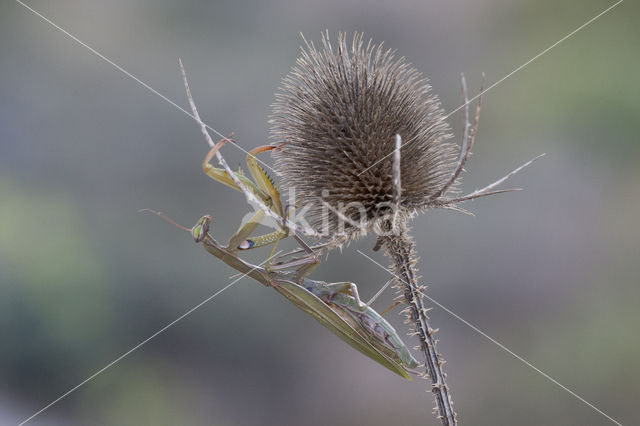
top-left (193, 213), bottom-right (419, 379)
top-left (307, 280), bottom-right (419, 371)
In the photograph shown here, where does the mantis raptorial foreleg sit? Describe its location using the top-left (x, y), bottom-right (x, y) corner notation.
top-left (245, 145), bottom-right (284, 217)
top-left (201, 139), bottom-right (263, 196)
top-left (201, 136), bottom-right (324, 272)
top-left (200, 140), bottom-right (291, 266)
top-left (227, 209), bottom-right (265, 251)
top-left (238, 146), bottom-right (290, 263)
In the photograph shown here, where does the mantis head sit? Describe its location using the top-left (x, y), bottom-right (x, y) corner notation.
top-left (192, 215), bottom-right (212, 243)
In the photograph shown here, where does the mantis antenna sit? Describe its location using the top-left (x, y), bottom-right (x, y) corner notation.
top-left (139, 209), bottom-right (190, 232)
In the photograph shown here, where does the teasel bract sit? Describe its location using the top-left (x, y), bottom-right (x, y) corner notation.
top-left (271, 32), bottom-right (539, 426)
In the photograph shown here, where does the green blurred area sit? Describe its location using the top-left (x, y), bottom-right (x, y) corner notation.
top-left (1, 0), bottom-right (638, 425)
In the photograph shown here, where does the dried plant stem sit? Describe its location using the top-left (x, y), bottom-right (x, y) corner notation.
top-left (381, 222), bottom-right (456, 426)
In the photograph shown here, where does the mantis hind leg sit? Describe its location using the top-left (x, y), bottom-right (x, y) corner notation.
top-left (380, 300), bottom-right (402, 317)
top-left (268, 252), bottom-right (320, 278)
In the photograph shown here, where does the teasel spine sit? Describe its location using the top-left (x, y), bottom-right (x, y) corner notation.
top-left (381, 221), bottom-right (456, 426)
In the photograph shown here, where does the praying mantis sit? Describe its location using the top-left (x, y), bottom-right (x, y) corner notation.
top-left (162, 61), bottom-right (421, 379)
top-left (188, 213), bottom-right (419, 379)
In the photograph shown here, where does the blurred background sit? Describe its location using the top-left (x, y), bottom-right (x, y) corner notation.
top-left (1, 0), bottom-right (638, 425)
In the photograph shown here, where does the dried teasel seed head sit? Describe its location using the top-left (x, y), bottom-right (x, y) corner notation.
top-left (270, 32), bottom-right (457, 240)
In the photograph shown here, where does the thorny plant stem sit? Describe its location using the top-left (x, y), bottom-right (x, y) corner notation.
top-left (382, 222), bottom-right (456, 426)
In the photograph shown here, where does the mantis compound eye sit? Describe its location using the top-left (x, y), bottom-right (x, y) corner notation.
top-left (237, 239), bottom-right (255, 250)
top-left (191, 215), bottom-right (212, 243)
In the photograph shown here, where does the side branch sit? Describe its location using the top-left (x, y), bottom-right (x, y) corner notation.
top-left (436, 73), bottom-right (484, 199)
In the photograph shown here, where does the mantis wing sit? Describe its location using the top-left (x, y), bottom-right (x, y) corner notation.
top-left (275, 280), bottom-right (412, 380)
top-left (328, 292), bottom-right (420, 370)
